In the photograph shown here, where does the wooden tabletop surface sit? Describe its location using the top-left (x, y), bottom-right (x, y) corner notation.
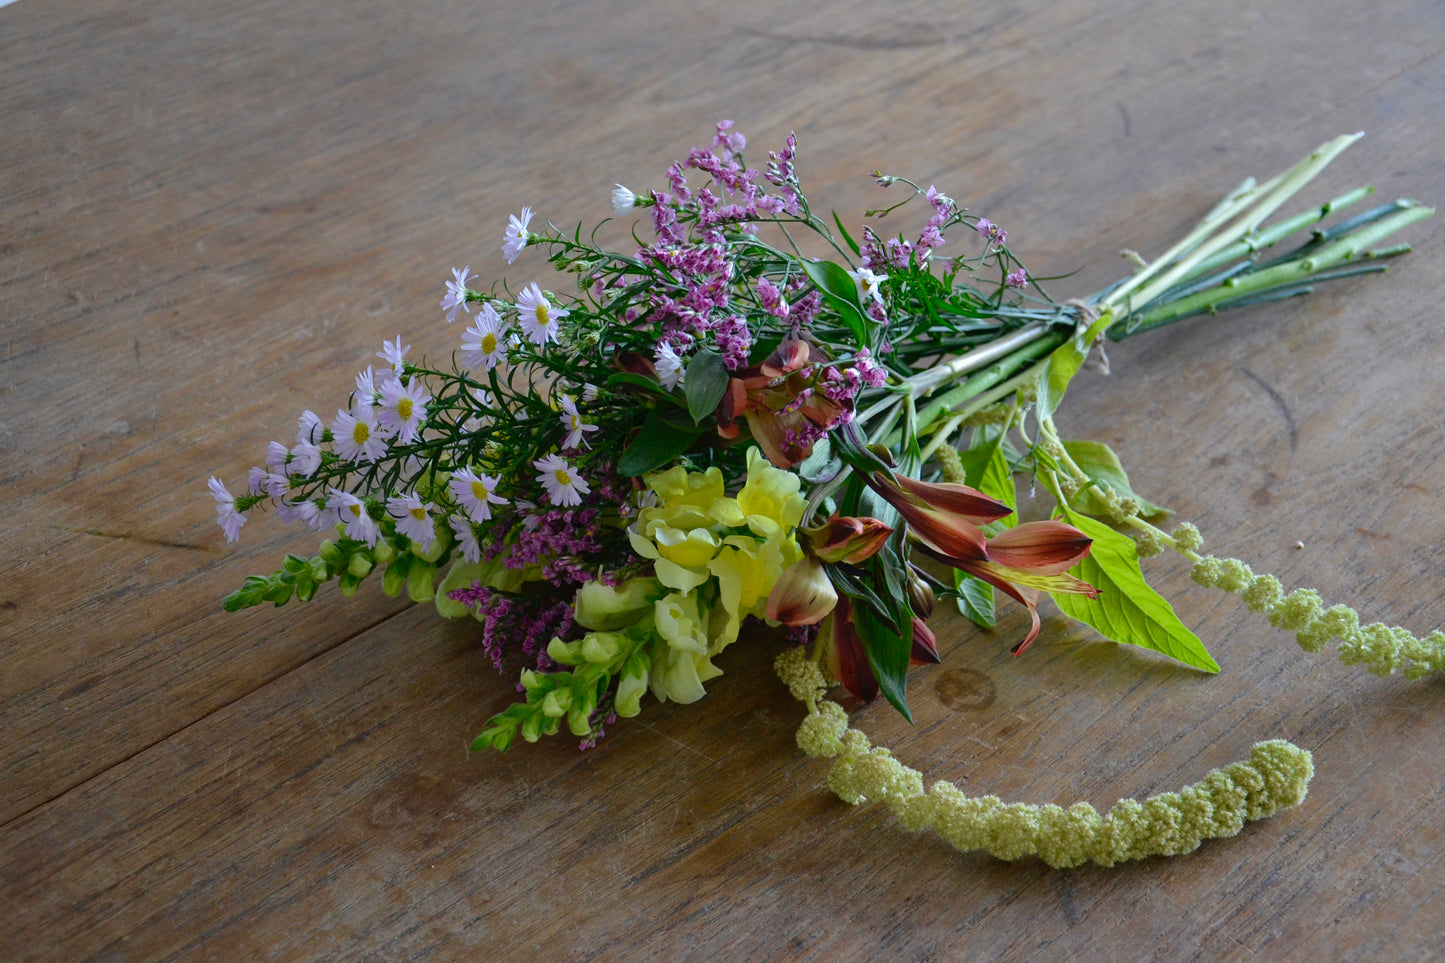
top-left (4, 1), bottom-right (1444, 959)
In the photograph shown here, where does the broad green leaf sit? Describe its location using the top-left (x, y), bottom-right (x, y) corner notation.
top-left (854, 599), bottom-right (913, 723)
top-left (956, 432), bottom-right (1016, 528)
top-left (684, 348), bottom-right (730, 424)
top-left (800, 258), bottom-right (870, 346)
top-left (618, 410), bottom-right (698, 476)
top-left (797, 436), bottom-right (840, 483)
top-left (1064, 439), bottom-right (1170, 519)
top-left (1036, 311), bottom-right (1112, 419)
top-left (954, 571), bottom-right (996, 628)
top-left (1053, 509), bottom-right (1219, 672)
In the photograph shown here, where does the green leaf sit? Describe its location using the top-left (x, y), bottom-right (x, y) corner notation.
top-left (853, 601), bottom-right (913, 723)
top-left (954, 571), bottom-right (996, 628)
top-left (1063, 439), bottom-right (1170, 519)
top-left (1036, 311), bottom-right (1112, 419)
top-left (617, 410), bottom-right (699, 476)
top-left (605, 371), bottom-right (683, 405)
top-left (957, 432), bottom-right (1016, 527)
top-left (800, 258), bottom-right (870, 346)
top-left (684, 348), bottom-right (730, 424)
top-left (1053, 510), bottom-right (1219, 672)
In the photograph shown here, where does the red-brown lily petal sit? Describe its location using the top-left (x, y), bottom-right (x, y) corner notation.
top-left (761, 336), bottom-right (813, 379)
top-left (805, 514), bottom-right (893, 565)
top-left (824, 598), bottom-right (879, 702)
top-left (615, 349), bottom-right (657, 378)
top-left (909, 617), bottom-right (940, 665)
top-left (766, 557), bottom-right (839, 626)
top-left (886, 496), bottom-right (990, 562)
top-left (744, 408), bottom-right (802, 468)
top-left (984, 521), bottom-right (1093, 575)
top-left (891, 473), bottom-right (1014, 525)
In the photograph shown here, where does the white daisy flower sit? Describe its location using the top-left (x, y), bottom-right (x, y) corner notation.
top-left (354, 365), bottom-right (379, 409)
top-left (265, 441), bottom-right (290, 471)
top-left (377, 335), bottom-right (409, 372)
top-left (513, 498), bottom-right (544, 531)
top-left (449, 515), bottom-right (482, 563)
top-left (297, 409), bottom-right (324, 445)
top-left (327, 488), bottom-right (379, 545)
top-left (847, 267), bottom-right (889, 305)
top-left (288, 441), bottom-right (321, 477)
top-left (502, 207), bottom-right (534, 264)
top-left (460, 302), bottom-right (508, 372)
top-left (514, 282), bottom-right (569, 346)
top-left (276, 496), bottom-right (323, 530)
top-left (611, 184), bottom-right (639, 218)
top-left (655, 341), bottom-right (686, 390)
top-left (263, 471), bottom-right (290, 499)
top-left (375, 376), bottom-right (430, 445)
top-left (534, 453), bottom-right (590, 507)
top-left (558, 395), bottom-right (599, 450)
top-left (442, 266), bottom-right (473, 322)
top-left (387, 492), bottom-right (437, 550)
top-left (332, 406), bottom-right (387, 463)
top-left (207, 476), bottom-right (245, 543)
top-left (247, 466), bottom-right (268, 495)
top-left (449, 466), bottom-right (507, 523)
top-left (581, 382), bottom-right (600, 404)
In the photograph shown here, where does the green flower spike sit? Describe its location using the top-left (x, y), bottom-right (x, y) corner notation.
top-left (775, 648), bottom-right (1315, 868)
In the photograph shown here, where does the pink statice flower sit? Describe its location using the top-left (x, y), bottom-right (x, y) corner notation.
top-left (442, 266), bottom-right (473, 322)
top-left (503, 207), bottom-right (534, 264)
top-left (515, 282), bottom-right (568, 346)
top-left (208, 476), bottom-right (245, 543)
top-left (1006, 268), bottom-right (1027, 289)
top-left (387, 492), bottom-right (437, 550)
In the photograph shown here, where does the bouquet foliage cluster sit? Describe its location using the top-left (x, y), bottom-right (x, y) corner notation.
top-left (213, 122), bottom-right (1436, 864)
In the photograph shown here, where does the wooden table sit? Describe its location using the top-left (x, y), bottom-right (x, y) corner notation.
top-left (4, 1), bottom-right (1443, 958)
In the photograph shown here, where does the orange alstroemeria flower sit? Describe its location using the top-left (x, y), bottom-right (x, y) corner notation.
top-left (918, 519), bottom-right (1099, 655)
top-left (715, 337), bottom-right (848, 469)
top-left (765, 514), bottom-right (893, 626)
top-left (864, 469), bottom-right (1098, 655)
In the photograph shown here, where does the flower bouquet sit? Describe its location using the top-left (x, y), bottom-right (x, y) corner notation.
top-left (212, 121), bottom-right (1435, 867)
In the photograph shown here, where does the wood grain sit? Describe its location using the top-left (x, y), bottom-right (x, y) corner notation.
top-left (2, 0), bottom-right (1443, 958)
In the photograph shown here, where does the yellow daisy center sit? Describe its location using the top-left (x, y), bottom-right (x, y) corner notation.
top-left (352, 422), bottom-right (369, 443)
top-left (348, 504), bottom-right (362, 518)
top-left (534, 305), bottom-right (550, 326)
top-left (471, 480), bottom-right (489, 500)
top-left (409, 506), bottom-right (426, 521)
top-left (481, 332), bottom-right (497, 353)
top-left (397, 398), bottom-right (413, 420)
top-left (554, 468), bottom-right (572, 486)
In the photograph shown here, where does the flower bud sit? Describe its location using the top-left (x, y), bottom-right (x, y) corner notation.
top-left (804, 514), bottom-right (893, 565)
top-left (906, 569), bottom-right (936, 619)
